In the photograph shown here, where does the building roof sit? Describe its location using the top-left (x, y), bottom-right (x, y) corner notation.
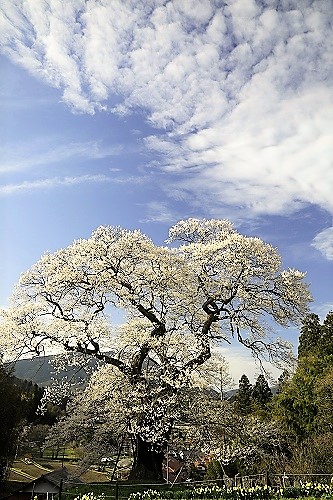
top-left (2, 467), bottom-right (82, 498)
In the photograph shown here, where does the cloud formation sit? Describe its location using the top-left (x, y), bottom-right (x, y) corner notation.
top-left (0, 0), bottom-right (332, 238)
top-left (0, 139), bottom-right (122, 174)
top-left (312, 227), bottom-right (333, 262)
top-left (0, 174), bottom-right (111, 195)
top-left (0, 171), bottom-right (148, 195)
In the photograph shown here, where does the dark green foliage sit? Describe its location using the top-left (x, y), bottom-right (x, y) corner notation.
top-left (314, 365), bottom-right (333, 433)
top-left (235, 374), bottom-right (253, 415)
top-left (16, 379), bottom-right (44, 422)
top-left (0, 362), bottom-right (62, 481)
top-left (223, 312), bottom-right (333, 476)
top-left (276, 370), bottom-right (290, 394)
top-left (252, 374), bottom-right (272, 408)
top-left (205, 459), bottom-right (223, 480)
top-left (275, 311), bottom-right (333, 446)
top-left (16, 378), bottom-right (64, 425)
top-left (319, 311), bottom-right (333, 356)
top-left (298, 311), bottom-right (333, 359)
top-left (298, 313), bottom-right (321, 358)
top-left (274, 357), bottom-right (319, 439)
top-left (0, 365), bottom-right (25, 482)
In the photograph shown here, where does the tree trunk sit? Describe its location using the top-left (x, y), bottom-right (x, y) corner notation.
top-left (129, 436), bottom-right (164, 481)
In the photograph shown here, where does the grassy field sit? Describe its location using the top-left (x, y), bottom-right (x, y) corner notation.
top-left (8, 458), bottom-right (110, 483)
top-left (41, 447), bottom-right (80, 459)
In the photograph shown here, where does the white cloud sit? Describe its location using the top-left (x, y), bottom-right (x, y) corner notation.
top-left (140, 200), bottom-right (181, 224)
top-left (219, 346), bottom-right (282, 385)
top-left (311, 302), bottom-right (333, 321)
top-left (0, 174), bottom-right (111, 195)
top-left (0, 171), bottom-right (148, 195)
top-left (312, 227), bottom-right (333, 261)
top-left (1, 0), bottom-right (332, 232)
top-left (0, 139), bottom-right (122, 174)
top-left (160, 84), bottom-right (333, 217)
top-left (0, 169), bottom-right (151, 195)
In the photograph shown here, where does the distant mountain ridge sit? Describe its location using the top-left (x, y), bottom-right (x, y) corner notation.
top-left (10, 355), bottom-right (93, 387)
top-left (11, 356), bottom-right (277, 397)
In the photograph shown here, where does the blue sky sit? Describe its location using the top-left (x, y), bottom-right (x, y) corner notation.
top-left (0, 0), bottom-right (332, 381)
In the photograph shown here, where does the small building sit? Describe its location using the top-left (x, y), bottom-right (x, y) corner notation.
top-left (3, 467), bottom-right (75, 500)
top-left (163, 455), bottom-right (189, 483)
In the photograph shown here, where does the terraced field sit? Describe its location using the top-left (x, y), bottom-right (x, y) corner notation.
top-left (8, 459), bottom-right (110, 483)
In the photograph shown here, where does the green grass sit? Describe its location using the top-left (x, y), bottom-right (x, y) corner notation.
top-left (40, 447), bottom-right (80, 459)
top-left (8, 458), bottom-right (110, 484)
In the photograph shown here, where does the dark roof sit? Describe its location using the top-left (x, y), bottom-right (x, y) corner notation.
top-left (41, 467), bottom-right (71, 487)
top-left (1, 467), bottom-right (83, 499)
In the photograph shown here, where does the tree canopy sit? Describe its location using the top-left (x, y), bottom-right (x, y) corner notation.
top-left (275, 311), bottom-right (333, 441)
top-left (252, 374), bottom-right (273, 408)
top-left (0, 362), bottom-right (46, 483)
top-left (235, 374), bottom-right (253, 415)
top-left (0, 218), bottom-right (311, 479)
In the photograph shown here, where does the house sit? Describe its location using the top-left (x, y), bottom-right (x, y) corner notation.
top-left (2, 467), bottom-right (77, 500)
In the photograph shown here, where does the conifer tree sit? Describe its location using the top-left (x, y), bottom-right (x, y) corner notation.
top-left (298, 313), bottom-right (321, 358)
top-left (276, 370), bottom-right (290, 394)
top-left (0, 365), bottom-right (25, 483)
top-left (235, 374), bottom-right (253, 415)
top-left (275, 312), bottom-right (333, 440)
top-left (320, 311), bottom-right (333, 356)
top-left (252, 374), bottom-right (273, 407)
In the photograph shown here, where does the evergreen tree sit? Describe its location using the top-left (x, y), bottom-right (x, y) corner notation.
top-left (0, 365), bottom-right (25, 483)
top-left (314, 365), bottom-right (333, 433)
top-left (252, 374), bottom-right (272, 407)
top-left (0, 367), bottom-right (54, 482)
top-left (273, 358), bottom-right (319, 439)
top-left (276, 370), bottom-right (290, 394)
top-left (235, 374), bottom-right (253, 415)
top-left (275, 312), bottom-right (333, 441)
top-left (298, 313), bottom-right (321, 358)
top-left (319, 311), bottom-right (333, 356)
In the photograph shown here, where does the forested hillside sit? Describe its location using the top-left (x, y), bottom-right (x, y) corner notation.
top-left (11, 355), bottom-right (98, 386)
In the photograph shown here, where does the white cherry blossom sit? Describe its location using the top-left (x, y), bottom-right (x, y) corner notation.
top-left (0, 218), bottom-right (311, 479)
